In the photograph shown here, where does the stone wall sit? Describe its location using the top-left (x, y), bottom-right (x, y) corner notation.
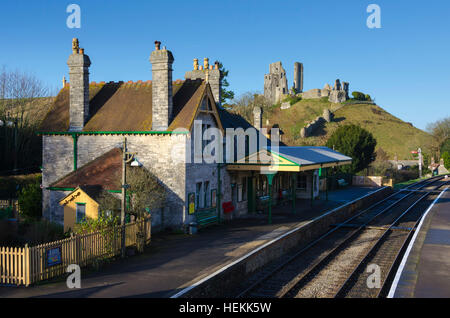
top-left (42, 134), bottom-right (187, 229)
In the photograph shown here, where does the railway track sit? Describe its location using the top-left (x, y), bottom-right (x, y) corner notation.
top-left (237, 176), bottom-right (447, 298)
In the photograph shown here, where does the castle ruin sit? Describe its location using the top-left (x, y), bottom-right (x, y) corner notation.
top-left (263, 60), bottom-right (350, 104)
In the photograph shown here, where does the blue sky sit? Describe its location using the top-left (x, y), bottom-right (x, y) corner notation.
top-left (0, 0), bottom-right (449, 130)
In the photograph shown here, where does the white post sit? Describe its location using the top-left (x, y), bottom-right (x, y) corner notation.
top-left (418, 148), bottom-right (422, 179)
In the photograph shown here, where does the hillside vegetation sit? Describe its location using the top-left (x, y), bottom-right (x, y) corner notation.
top-left (252, 98), bottom-right (431, 160)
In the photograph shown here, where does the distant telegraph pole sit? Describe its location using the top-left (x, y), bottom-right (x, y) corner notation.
top-left (418, 148), bottom-right (422, 179)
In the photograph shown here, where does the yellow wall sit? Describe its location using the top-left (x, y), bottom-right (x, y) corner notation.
top-left (60, 189), bottom-right (99, 232)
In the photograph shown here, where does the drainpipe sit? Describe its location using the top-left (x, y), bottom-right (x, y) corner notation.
top-left (217, 163), bottom-right (221, 223)
top-left (266, 173), bottom-right (276, 225)
top-left (72, 134), bottom-right (78, 170)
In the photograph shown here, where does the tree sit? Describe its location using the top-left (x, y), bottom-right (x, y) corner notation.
top-left (0, 67), bottom-right (53, 174)
top-left (441, 138), bottom-right (450, 155)
top-left (326, 124), bottom-right (377, 174)
top-left (426, 116), bottom-right (450, 157)
top-left (127, 166), bottom-right (166, 219)
top-left (217, 62), bottom-right (235, 105)
top-left (229, 91), bottom-right (271, 123)
top-left (442, 151), bottom-right (450, 170)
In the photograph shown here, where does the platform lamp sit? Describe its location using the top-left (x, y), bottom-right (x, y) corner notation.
top-left (121, 137), bottom-right (137, 258)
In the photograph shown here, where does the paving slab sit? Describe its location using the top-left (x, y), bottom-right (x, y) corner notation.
top-left (392, 188), bottom-right (450, 298)
top-left (0, 186), bottom-right (378, 298)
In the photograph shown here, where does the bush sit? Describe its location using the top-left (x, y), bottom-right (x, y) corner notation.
top-left (351, 91), bottom-right (372, 101)
top-left (283, 95), bottom-right (302, 105)
top-left (17, 175), bottom-right (42, 220)
top-left (72, 214), bottom-right (119, 235)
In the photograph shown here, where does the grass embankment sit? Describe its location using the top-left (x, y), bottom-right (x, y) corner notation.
top-left (262, 98), bottom-right (431, 160)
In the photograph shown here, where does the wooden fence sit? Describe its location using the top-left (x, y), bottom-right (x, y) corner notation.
top-left (0, 217), bottom-right (151, 286)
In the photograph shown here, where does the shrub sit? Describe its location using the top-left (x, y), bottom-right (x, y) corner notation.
top-left (17, 175), bottom-right (42, 220)
top-left (352, 91), bottom-right (366, 101)
top-left (72, 214), bottom-right (119, 235)
top-left (283, 95), bottom-right (302, 105)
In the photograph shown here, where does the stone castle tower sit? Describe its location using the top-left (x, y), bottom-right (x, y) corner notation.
top-left (263, 62), bottom-right (289, 104)
top-left (67, 38), bottom-right (91, 132)
top-left (293, 62), bottom-right (303, 93)
top-left (264, 61), bottom-right (303, 104)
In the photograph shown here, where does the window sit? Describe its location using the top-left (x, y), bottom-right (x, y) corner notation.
top-left (204, 181), bottom-right (210, 207)
top-left (297, 174), bottom-right (307, 191)
top-left (196, 182), bottom-right (202, 209)
top-left (76, 203), bottom-right (86, 223)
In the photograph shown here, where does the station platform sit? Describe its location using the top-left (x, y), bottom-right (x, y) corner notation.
top-left (0, 186), bottom-right (378, 298)
top-left (390, 188), bottom-right (450, 298)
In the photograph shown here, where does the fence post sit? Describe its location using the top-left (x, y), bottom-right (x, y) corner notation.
top-left (24, 244), bottom-right (30, 286)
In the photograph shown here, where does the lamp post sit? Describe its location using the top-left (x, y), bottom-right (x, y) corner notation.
top-left (121, 137), bottom-right (137, 258)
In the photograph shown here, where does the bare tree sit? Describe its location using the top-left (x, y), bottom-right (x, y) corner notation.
top-left (426, 116), bottom-right (450, 158)
top-left (0, 67), bottom-right (53, 174)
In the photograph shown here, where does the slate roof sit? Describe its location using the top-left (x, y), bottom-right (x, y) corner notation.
top-left (40, 79), bottom-right (205, 132)
top-left (267, 146), bottom-right (352, 166)
top-left (50, 147), bottom-right (122, 190)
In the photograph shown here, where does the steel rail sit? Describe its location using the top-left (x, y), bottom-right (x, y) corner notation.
top-left (237, 177), bottom-right (442, 298)
top-left (376, 181), bottom-right (449, 298)
top-left (333, 188), bottom-right (436, 298)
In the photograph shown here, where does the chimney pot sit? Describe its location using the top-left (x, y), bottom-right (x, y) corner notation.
top-left (155, 41), bottom-right (161, 50)
top-left (193, 58), bottom-right (199, 70)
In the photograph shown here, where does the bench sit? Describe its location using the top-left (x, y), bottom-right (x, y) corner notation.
top-left (256, 195), bottom-right (271, 212)
top-left (337, 179), bottom-right (348, 187)
top-left (195, 208), bottom-right (218, 228)
top-left (279, 190), bottom-right (292, 205)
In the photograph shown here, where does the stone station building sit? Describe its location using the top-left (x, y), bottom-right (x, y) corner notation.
top-left (39, 39), bottom-right (352, 231)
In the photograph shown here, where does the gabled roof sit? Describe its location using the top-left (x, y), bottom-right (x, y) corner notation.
top-left (50, 148), bottom-right (122, 190)
top-left (40, 79), bottom-right (207, 132)
top-left (59, 185), bottom-right (119, 206)
top-left (168, 81), bottom-right (223, 132)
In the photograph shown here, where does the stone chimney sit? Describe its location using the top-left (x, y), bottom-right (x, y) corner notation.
top-left (67, 38), bottom-right (91, 132)
top-left (150, 41), bottom-right (174, 131)
top-left (185, 58), bottom-right (221, 107)
top-left (253, 107), bottom-right (262, 130)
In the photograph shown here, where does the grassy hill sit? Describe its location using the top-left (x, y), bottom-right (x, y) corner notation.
top-left (252, 98), bottom-right (431, 160)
